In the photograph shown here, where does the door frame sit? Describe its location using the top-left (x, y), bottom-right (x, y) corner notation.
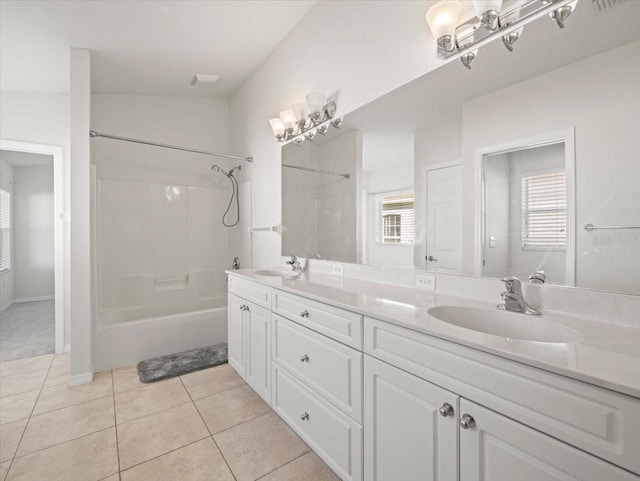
top-left (0, 138), bottom-right (65, 354)
top-left (473, 128), bottom-right (576, 285)
top-left (424, 159), bottom-right (463, 271)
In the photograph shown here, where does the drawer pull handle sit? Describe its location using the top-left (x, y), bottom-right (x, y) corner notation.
top-left (300, 412), bottom-right (309, 421)
top-left (438, 403), bottom-right (454, 417)
top-left (300, 354), bottom-right (309, 362)
top-left (460, 414), bottom-right (476, 429)
top-left (300, 310), bottom-right (310, 318)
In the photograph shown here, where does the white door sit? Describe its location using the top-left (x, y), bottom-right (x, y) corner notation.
top-left (426, 165), bottom-right (462, 272)
top-left (364, 355), bottom-right (459, 481)
top-left (227, 293), bottom-right (246, 379)
top-left (245, 302), bottom-right (271, 404)
top-left (459, 399), bottom-right (638, 481)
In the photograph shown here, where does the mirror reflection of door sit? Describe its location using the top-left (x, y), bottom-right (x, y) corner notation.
top-left (482, 141), bottom-right (571, 285)
top-left (426, 164), bottom-right (462, 272)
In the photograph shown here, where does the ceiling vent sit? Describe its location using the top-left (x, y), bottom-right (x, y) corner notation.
top-left (190, 74), bottom-right (220, 87)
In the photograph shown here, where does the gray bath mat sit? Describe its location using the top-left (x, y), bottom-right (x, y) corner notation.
top-left (137, 343), bottom-right (228, 383)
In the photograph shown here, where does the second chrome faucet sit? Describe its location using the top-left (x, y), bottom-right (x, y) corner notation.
top-left (498, 277), bottom-right (541, 315)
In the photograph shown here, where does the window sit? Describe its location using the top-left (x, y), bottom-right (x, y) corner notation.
top-left (0, 189), bottom-right (10, 272)
top-left (521, 171), bottom-right (566, 250)
top-left (377, 192), bottom-right (414, 244)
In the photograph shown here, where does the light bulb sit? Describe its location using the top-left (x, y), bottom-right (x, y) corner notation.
top-left (292, 102), bottom-right (310, 122)
top-left (425, 0), bottom-right (462, 42)
top-left (269, 118), bottom-right (285, 137)
top-left (305, 92), bottom-right (326, 119)
top-left (279, 110), bottom-right (297, 130)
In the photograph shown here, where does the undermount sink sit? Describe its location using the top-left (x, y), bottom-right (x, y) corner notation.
top-left (427, 306), bottom-right (582, 344)
top-left (253, 269), bottom-right (301, 279)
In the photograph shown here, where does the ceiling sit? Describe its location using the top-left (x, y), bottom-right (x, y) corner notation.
top-left (0, 150), bottom-right (53, 167)
top-left (0, 0), bottom-right (317, 96)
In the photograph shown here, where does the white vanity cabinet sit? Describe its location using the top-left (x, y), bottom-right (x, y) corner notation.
top-left (227, 291), bottom-right (272, 403)
top-left (459, 399), bottom-right (639, 481)
top-left (364, 355), bottom-right (459, 481)
top-left (228, 274), bottom-right (640, 481)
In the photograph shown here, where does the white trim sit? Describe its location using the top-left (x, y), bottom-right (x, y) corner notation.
top-left (14, 295), bottom-right (55, 303)
top-left (0, 139), bottom-right (66, 353)
top-left (0, 300), bottom-right (14, 314)
top-left (473, 128), bottom-right (576, 285)
top-left (69, 372), bottom-right (93, 386)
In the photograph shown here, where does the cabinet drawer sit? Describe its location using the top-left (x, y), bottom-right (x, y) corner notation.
top-left (273, 316), bottom-right (363, 422)
top-left (272, 364), bottom-right (363, 481)
top-left (228, 276), bottom-right (271, 308)
top-left (365, 317), bottom-right (640, 474)
top-left (273, 290), bottom-right (363, 348)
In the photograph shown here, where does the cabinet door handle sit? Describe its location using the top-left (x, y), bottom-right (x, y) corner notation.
top-left (460, 414), bottom-right (476, 429)
top-left (438, 402), bottom-right (454, 417)
top-left (300, 412), bottom-right (309, 421)
top-left (239, 305), bottom-right (245, 311)
top-left (427, 255), bottom-right (438, 262)
top-left (244, 305), bottom-right (250, 312)
top-left (300, 354), bottom-right (309, 362)
top-left (300, 310), bottom-right (310, 318)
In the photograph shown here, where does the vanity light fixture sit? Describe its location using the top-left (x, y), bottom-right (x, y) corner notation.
top-left (425, 0), bottom-right (578, 69)
top-left (269, 92), bottom-right (342, 145)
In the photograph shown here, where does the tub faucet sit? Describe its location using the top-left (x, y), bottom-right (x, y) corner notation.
top-left (286, 255), bottom-right (303, 272)
top-left (498, 277), bottom-right (541, 315)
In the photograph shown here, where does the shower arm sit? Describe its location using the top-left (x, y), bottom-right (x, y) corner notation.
top-left (89, 130), bottom-right (253, 163)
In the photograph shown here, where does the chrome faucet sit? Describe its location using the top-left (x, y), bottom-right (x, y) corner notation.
top-left (498, 277), bottom-right (541, 315)
top-left (286, 255), bottom-right (303, 272)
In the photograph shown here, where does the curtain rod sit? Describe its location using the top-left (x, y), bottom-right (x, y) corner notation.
top-left (89, 130), bottom-right (253, 163)
top-left (282, 163), bottom-right (350, 179)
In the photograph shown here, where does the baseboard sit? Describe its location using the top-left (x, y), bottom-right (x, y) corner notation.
top-left (69, 372), bottom-right (93, 386)
top-left (64, 343), bottom-right (71, 353)
top-left (0, 300), bottom-right (14, 314)
top-left (14, 295), bottom-right (55, 303)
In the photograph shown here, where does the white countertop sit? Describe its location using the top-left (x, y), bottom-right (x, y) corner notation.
top-left (228, 269), bottom-right (640, 398)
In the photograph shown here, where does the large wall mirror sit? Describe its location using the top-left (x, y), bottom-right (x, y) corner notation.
top-left (282, 1), bottom-right (640, 296)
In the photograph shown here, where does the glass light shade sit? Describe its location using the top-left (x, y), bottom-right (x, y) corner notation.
top-left (292, 102), bottom-right (310, 122)
top-left (279, 110), bottom-right (297, 130)
top-left (269, 118), bottom-right (285, 137)
top-left (425, 0), bottom-right (462, 40)
top-left (305, 92), bottom-right (326, 115)
top-left (472, 0), bottom-right (503, 16)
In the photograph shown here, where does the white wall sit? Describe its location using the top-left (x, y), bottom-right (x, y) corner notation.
top-left (0, 157), bottom-right (14, 311)
top-left (229, 0), bottom-right (460, 268)
top-left (70, 48), bottom-right (92, 381)
top-left (462, 41), bottom-right (640, 293)
top-left (0, 92), bottom-right (70, 342)
top-left (13, 164), bottom-right (55, 299)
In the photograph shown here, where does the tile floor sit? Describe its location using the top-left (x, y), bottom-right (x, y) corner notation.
top-left (0, 353), bottom-right (339, 481)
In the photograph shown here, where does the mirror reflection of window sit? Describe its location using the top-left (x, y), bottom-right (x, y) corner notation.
top-left (377, 192), bottom-right (415, 245)
top-left (521, 170), bottom-right (567, 250)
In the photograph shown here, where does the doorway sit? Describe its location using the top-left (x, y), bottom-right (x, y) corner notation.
top-left (0, 140), bottom-right (64, 361)
top-left (425, 162), bottom-right (463, 273)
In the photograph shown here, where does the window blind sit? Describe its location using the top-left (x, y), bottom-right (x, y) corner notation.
top-left (0, 189), bottom-right (11, 272)
top-left (521, 172), bottom-right (566, 249)
top-left (378, 192), bottom-right (415, 244)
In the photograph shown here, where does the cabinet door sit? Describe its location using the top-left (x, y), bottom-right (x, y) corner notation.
top-left (245, 302), bottom-right (271, 404)
top-left (459, 399), bottom-right (640, 481)
top-left (364, 355), bottom-right (459, 481)
top-left (227, 293), bottom-right (246, 379)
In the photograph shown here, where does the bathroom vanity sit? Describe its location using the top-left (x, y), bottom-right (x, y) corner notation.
top-left (227, 270), bottom-right (640, 481)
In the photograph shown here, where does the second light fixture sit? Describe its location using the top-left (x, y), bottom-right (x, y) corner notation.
top-left (269, 93), bottom-right (342, 145)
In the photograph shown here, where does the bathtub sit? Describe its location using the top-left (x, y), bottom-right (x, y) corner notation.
top-left (94, 295), bottom-right (228, 371)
